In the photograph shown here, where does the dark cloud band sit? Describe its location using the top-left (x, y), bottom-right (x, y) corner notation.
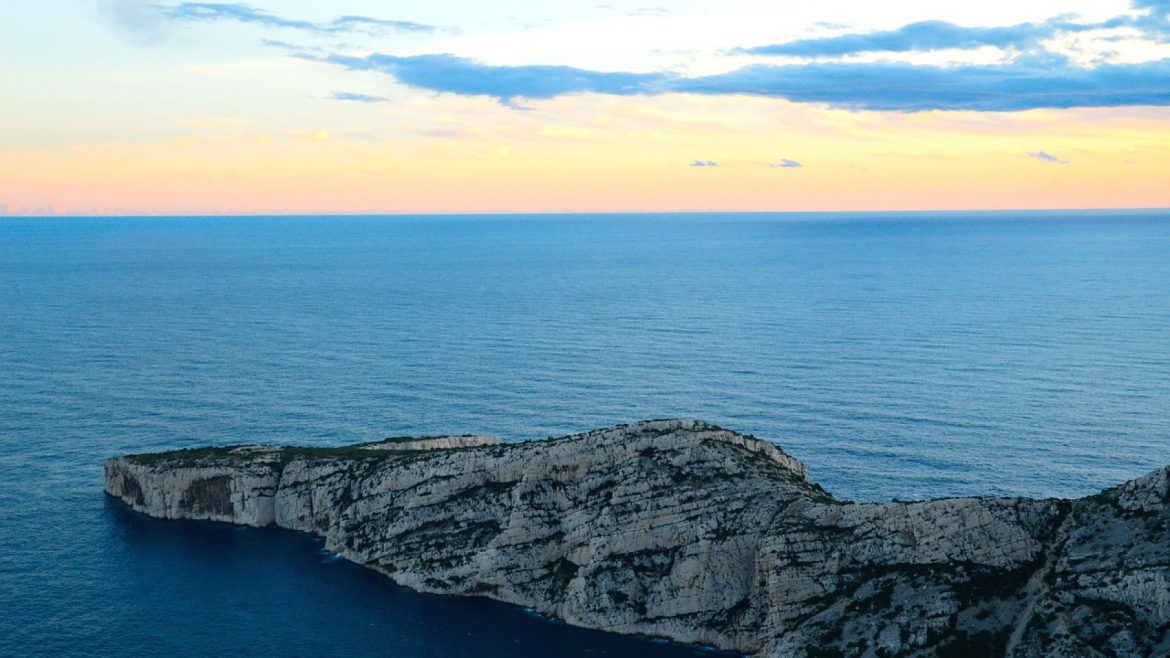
top-left (738, 20), bottom-right (1056, 57)
top-left (325, 53), bottom-right (673, 101)
top-left (673, 58), bottom-right (1170, 111)
top-left (736, 0), bottom-right (1167, 59)
top-left (321, 51), bottom-right (1170, 112)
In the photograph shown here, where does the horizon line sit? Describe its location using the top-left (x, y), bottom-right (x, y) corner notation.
top-left (3, 206), bottom-right (1169, 219)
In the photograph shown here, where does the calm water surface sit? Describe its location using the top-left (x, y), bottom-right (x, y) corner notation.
top-left (2, 212), bottom-right (1168, 656)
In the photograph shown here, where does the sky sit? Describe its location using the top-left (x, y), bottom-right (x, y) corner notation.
top-left (1, 0), bottom-right (1169, 214)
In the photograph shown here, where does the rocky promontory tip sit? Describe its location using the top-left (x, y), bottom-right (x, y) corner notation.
top-left (105, 419), bottom-right (1170, 658)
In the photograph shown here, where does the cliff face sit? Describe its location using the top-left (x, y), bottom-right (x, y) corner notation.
top-left (104, 419), bottom-right (1170, 657)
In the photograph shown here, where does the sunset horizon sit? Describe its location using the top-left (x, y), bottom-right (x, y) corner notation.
top-left (3, 0), bottom-right (1169, 215)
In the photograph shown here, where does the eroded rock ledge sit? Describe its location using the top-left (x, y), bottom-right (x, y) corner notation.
top-left (105, 419), bottom-right (1170, 658)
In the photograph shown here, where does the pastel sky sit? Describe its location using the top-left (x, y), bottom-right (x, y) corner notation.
top-left (2, 0), bottom-right (1169, 214)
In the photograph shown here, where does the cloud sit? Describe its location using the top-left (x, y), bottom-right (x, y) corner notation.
top-left (330, 92), bottom-right (387, 102)
top-left (330, 14), bottom-right (434, 33)
top-left (160, 3), bottom-right (434, 34)
top-left (322, 53), bottom-right (673, 101)
top-left (738, 1), bottom-right (1169, 59)
top-left (1132, 1), bottom-right (1170, 35)
top-left (297, 0), bottom-right (1170, 112)
top-left (1134, 0), bottom-right (1170, 15)
top-left (313, 48), bottom-right (1170, 112)
top-left (689, 160), bottom-right (718, 167)
top-left (1029, 151), bottom-right (1070, 164)
top-left (260, 38), bottom-right (307, 50)
top-left (739, 20), bottom-right (1058, 57)
top-left (673, 57), bottom-right (1170, 111)
top-left (100, 0), bottom-right (171, 44)
top-left (771, 159), bottom-right (803, 168)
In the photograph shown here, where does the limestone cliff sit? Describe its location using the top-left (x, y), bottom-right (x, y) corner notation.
top-left (104, 419), bottom-right (1170, 657)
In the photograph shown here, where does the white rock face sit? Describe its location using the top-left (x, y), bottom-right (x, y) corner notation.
top-left (361, 435), bottom-right (501, 451)
top-left (104, 419), bottom-right (1170, 658)
top-left (105, 456), bottom-right (280, 526)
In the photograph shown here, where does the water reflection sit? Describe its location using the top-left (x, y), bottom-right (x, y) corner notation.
top-left (105, 500), bottom-right (735, 658)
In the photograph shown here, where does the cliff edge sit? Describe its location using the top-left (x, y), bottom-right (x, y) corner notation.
top-left (105, 419), bottom-right (1170, 657)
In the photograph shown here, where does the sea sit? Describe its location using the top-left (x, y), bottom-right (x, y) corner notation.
top-left (1, 211), bottom-right (1168, 657)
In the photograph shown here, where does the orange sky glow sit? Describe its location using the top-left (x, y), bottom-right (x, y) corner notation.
top-left (2, 1), bottom-right (1168, 214)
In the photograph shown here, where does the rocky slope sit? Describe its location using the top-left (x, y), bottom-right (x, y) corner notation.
top-left (104, 419), bottom-right (1170, 657)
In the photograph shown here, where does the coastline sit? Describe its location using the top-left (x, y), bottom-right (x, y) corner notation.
top-left (105, 420), bottom-right (1170, 658)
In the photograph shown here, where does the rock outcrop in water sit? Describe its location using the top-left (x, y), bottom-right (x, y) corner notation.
top-left (104, 419), bottom-right (1170, 657)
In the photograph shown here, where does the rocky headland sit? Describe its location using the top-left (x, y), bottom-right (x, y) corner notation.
top-left (105, 419), bottom-right (1170, 657)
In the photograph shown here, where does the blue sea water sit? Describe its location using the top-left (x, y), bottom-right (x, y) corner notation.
top-left (1, 211), bottom-right (1169, 657)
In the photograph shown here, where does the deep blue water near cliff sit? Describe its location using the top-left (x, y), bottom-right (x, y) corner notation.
top-left (2, 211), bottom-right (1169, 656)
